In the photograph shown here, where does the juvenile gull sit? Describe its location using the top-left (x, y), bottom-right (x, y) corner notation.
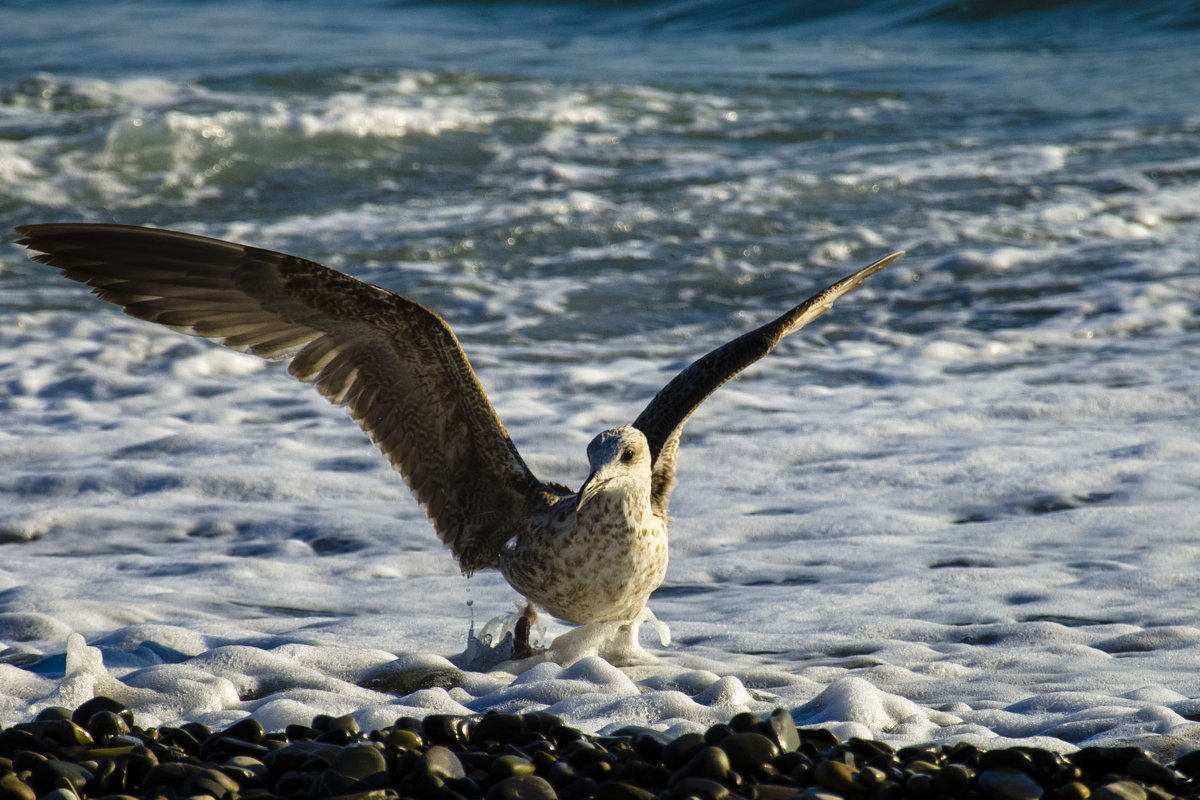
top-left (15, 223), bottom-right (900, 650)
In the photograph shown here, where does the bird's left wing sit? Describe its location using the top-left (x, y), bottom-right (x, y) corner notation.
top-left (631, 251), bottom-right (903, 513)
top-left (15, 223), bottom-right (552, 573)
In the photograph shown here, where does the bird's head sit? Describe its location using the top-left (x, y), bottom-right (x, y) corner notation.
top-left (578, 426), bottom-right (652, 508)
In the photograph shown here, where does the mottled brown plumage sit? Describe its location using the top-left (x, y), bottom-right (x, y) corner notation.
top-left (15, 223), bottom-right (899, 627)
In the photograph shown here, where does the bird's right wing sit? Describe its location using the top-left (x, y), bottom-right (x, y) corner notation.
top-left (16, 223), bottom-right (550, 573)
top-left (632, 252), bottom-right (902, 513)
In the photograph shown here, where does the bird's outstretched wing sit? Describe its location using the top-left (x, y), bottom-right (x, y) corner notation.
top-left (15, 223), bottom-right (550, 573)
top-left (632, 251), bottom-right (903, 513)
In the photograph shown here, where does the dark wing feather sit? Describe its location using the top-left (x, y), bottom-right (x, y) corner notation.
top-left (632, 251), bottom-right (903, 514)
top-left (15, 222), bottom-right (550, 573)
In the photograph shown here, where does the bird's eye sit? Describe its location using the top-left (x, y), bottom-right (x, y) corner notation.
top-left (621, 448), bottom-right (635, 463)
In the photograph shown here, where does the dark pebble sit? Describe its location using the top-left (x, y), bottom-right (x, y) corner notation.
top-left (1091, 781), bottom-right (1147, 800)
top-left (980, 749), bottom-right (1037, 773)
top-left (330, 742), bottom-right (389, 780)
top-left (222, 716), bottom-right (268, 744)
top-left (29, 759), bottom-right (94, 796)
top-left (39, 789), bottom-right (78, 800)
top-left (559, 776), bottom-right (600, 800)
top-left (720, 732), bottom-right (779, 773)
top-left (668, 776), bottom-right (732, 800)
top-left (764, 709), bottom-right (801, 754)
top-left (935, 763), bottom-right (974, 795)
top-left (71, 697), bottom-right (130, 729)
top-left (424, 715), bottom-right (472, 747)
top-left (424, 745), bottom-right (467, 780)
top-left (1125, 757), bottom-right (1176, 788)
top-left (180, 766), bottom-right (241, 800)
top-left (670, 745), bottom-right (732, 785)
top-left (85, 710), bottom-right (131, 743)
top-left (0, 774), bottom-right (36, 800)
top-left (1172, 748), bottom-right (1200, 778)
top-left (36, 707), bottom-right (73, 722)
top-left (1055, 782), bottom-right (1092, 800)
top-left (814, 760), bottom-right (858, 795)
top-left (662, 732), bottom-right (706, 770)
top-left (978, 767), bottom-right (1045, 800)
top-left (358, 661), bottom-right (465, 695)
top-left (1074, 749), bottom-right (1149, 776)
top-left (490, 755), bottom-right (536, 781)
top-left (0, 729), bottom-right (43, 756)
top-left (473, 713), bottom-right (526, 746)
top-left (598, 780), bottom-right (657, 800)
top-left (7, 700), bottom-right (1196, 800)
top-left (485, 775), bottom-right (557, 800)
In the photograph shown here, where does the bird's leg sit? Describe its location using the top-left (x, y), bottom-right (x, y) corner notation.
top-left (512, 602), bottom-right (538, 659)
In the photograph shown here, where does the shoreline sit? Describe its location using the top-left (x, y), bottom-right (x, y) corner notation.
top-left (2, 698), bottom-right (1197, 800)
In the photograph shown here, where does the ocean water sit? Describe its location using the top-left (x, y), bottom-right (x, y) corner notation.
top-left (3, 0), bottom-right (1200, 755)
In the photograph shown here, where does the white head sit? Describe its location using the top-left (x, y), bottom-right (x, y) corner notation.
top-left (578, 426), bottom-right (652, 508)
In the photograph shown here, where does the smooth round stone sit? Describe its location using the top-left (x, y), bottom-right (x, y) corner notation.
top-left (755, 785), bottom-right (801, 800)
top-left (559, 776), bottom-right (599, 800)
top-left (474, 714), bottom-right (527, 745)
top-left (222, 717), bottom-right (267, 745)
top-left (491, 755), bottom-right (537, 781)
top-left (86, 710), bottom-right (131, 742)
top-left (359, 661), bottom-right (466, 695)
top-left (978, 767), bottom-right (1045, 800)
top-left (763, 714), bottom-right (801, 758)
top-left (1126, 757), bottom-right (1176, 788)
top-left (381, 728), bottom-right (423, 751)
top-left (704, 724), bottom-right (734, 746)
top-left (1054, 782), bottom-right (1092, 800)
top-left (1173, 749), bottom-right (1200, 778)
top-left (0, 774), bottom-right (35, 800)
top-left (37, 790), bottom-right (77, 800)
top-left (1073, 748), bottom-right (1148, 775)
top-left (905, 772), bottom-right (936, 798)
top-left (935, 763), bottom-right (975, 795)
top-left (485, 775), bottom-right (558, 800)
top-left (30, 760), bottom-right (94, 795)
top-left (598, 780), bottom-right (657, 800)
top-left (668, 776), bottom-right (731, 800)
top-left (730, 712), bottom-right (762, 732)
top-left (35, 707), bottom-right (73, 722)
top-left (330, 743), bottom-right (388, 780)
top-left (662, 733), bottom-right (706, 770)
top-left (143, 762), bottom-right (202, 790)
top-left (800, 730), bottom-right (840, 753)
top-left (618, 760), bottom-right (671, 790)
top-left (1091, 781), bottom-right (1147, 800)
top-left (26, 718), bottom-right (93, 747)
top-left (424, 745), bottom-right (467, 780)
top-left (327, 715), bottom-right (363, 735)
top-left (180, 767), bottom-right (241, 800)
top-left (71, 697), bottom-right (128, 727)
top-left (670, 745), bottom-right (731, 785)
top-left (799, 789), bottom-right (844, 800)
top-left (222, 755), bottom-right (269, 784)
top-left (124, 747), bottom-right (159, 788)
top-left (814, 760), bottom-right (858, 795)
top-left (0, 729), bottom-right (43, 756)
top-left (720, 732), bottom-right (779, 773)
top-left (422, 715), bottom-right (471, 747)
top-left (263, 740), bottom-right (343, 773)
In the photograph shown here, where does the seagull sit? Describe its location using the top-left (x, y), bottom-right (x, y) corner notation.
top-left (16, 223), bottom-right (899, 653)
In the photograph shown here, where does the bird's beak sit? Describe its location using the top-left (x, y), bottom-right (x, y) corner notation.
top-left (577, 470), bottom-right (605, 509)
